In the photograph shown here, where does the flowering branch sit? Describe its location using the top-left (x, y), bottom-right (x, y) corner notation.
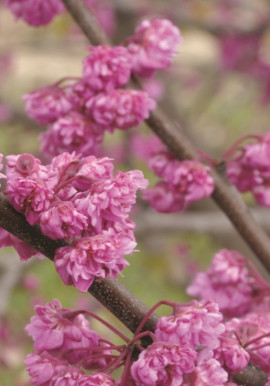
top-left (60, 0), bottom-right (270, 274)
top-left (0, 192), bottom-right (158, 334)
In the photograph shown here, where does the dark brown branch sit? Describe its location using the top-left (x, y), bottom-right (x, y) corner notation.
top-left (0, 193), bottom-right (158, 334)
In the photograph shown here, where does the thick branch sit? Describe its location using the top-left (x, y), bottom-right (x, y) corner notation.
top-left (60, 0), bottom-right (270, 273)
top-left (0, 193), bottom-right (158, 333)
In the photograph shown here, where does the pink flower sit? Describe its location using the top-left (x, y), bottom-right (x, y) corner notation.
top-left (127, 18), bottom-right (182, 77)
top-left (24, 85), bottom-right (73, 125)
top-left (5, 0), bottom-right (64, 26)
top-left (24, 352), bottom-right (67, 386)
top-left (74, 169), bottom-right (148, 232)
top-left (187, 249), bottom-right (268, 317)
top-left (0, 227), bottom-right (42, 261)
top-left (183, 358), bottom-right (228, 385)
top-left (86, 89), bottom-right (156, 132)
top-left (83, 45), bottom-right (132, 92)
top-left (216, 334), bottom-right (250, 373)
top-left (131, 341), bottom-right (196, 385)
top-left (155, 299), bottom-right (225, 352)
top-left (143, 182), bottom-right (185, 213)
top-left (6, 177), bottom-right (54, 225)
top-left (144, 157), bottom-right (214, 213)
top-left (25, 299), bottom-right (101, 366)
top-left (40, 112), bottom-right (104, 157)
top-left (6, 153), bottom-right (48, 180)
top-left (40, 201), bottom-right (88, 241)
top-left (51, 367), bottom-right (85, 385)
top-left (77, 373), bottom-right (116, 385)
top-left (54, 233), bottom-right (136, 291)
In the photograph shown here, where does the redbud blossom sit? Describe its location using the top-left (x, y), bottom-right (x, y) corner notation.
top-left (83, 45), bottom-right (132, 92)
top-left (127, 18), bottom-right (182, 77)
top-left (155, 299), bottom-right (225, 352)
top-left (5, 0), bottom-right (64, 26)
top-left (187, 249), bottom-right (268, 317)
top-left (54, 233), bottom-right (136, 292)
top-left (86, 89), bottom-right (156, 132)
top-left (39, 201), bottom-right (88, 241)
top-left (24, 352), bottom-right (67, 386)
top-left (40, 112), bottom-right (104, 158)
top-left (25, 299), bottom-right (103, 367)
top-left (131, 341), bottom-right (196, 385)
top-left (24, 85), bottom-right (73, 125)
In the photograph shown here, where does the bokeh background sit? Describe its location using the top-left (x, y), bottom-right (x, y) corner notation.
top-left (1, 0), bottom-right (270, 384)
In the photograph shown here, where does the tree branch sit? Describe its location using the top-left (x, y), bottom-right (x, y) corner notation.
top-left (0, 193), bottom-right (158, 334)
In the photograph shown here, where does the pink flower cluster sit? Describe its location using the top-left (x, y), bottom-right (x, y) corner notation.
top-left (5, 0), bottom-right (116, 31)
top-left (226, 133), bottom-right (270, 207)
top-left (142, 141), bottom-right (214, 212)
top-left (1, 152), bottom-right (148, 291)
top-left (187, 249), bottom-right (269, 317)
top-left (5, 0), bottom-right (64, 26)
top-left (131, 299), bottom-right (228, 385)
top-left (187, 248), bottom-right (270, 381)
top-left (25, 299), bottom-right (116, 385)
top-left (24, 18), bottom-right (181, 158)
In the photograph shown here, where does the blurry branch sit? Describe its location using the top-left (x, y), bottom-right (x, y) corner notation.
top-left (135, 208), bottom-right (270, 237)
top-left (61, 0), bottom-right (270, 275)
top-left (0, 193), bottom-right (158, 334)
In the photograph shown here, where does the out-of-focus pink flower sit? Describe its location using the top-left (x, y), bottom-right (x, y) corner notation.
top-left (40, 201), bottom-right (88, 241)
top-left (24, 352), bottom-right (67, 386)
top-left (5, 0), bottom-right (64, 26)
top-left (83, 46), bottom-right (132, 92)
top-left (24, 85), bottom-right (73, 125)
top-left (187, 249), bottom-right (268, 317)
top-left (131, 341), bottom-right (196, 385)
top-left (0, 153), bottom-right (5, 184)
top-left (40, 112), bottom-right (104, 157)
top-left (144, 155), bottom-right (214, 213)
top-left (127, 18), bottom-right (182, 78)
top-left (0, 227), bottom-right (42, 261)
top-left (25, 299), bottom-right (102, 366)
top-left (86, 89), bottom-right (156, 132)
top-left (143, 182), bottom-right (185, 213)
top-left (155, 299), bottom-right (225, 352)
top-left (0, 103), bottom-right (12, 122)
top-left (23, 274), bottom-right (41, 291)
top-left (220, 35), bottom-right (260, 72)
top-left (54, 233), bottom-right (135, 292)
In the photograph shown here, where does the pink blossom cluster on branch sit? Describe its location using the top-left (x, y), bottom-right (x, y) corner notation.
top-left (131, 135), bottom-right (214, 213)
top-left (0, 152), bottom-right (148, 291)
top-left (22, 18), bottom-right (181, 158)
top-left (24, 254), bottom-right (270, 386)
top-left (226, 133), bottom-right (270, 207)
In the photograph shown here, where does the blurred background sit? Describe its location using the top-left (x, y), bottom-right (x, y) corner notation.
top-left (1, 0), bottom-right (270, 384)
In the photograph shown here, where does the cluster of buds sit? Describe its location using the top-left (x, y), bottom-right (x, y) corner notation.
top-left (22, 18), bottom-right (182, 158)
top-left (0, 152), bottom-right (148, 291)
